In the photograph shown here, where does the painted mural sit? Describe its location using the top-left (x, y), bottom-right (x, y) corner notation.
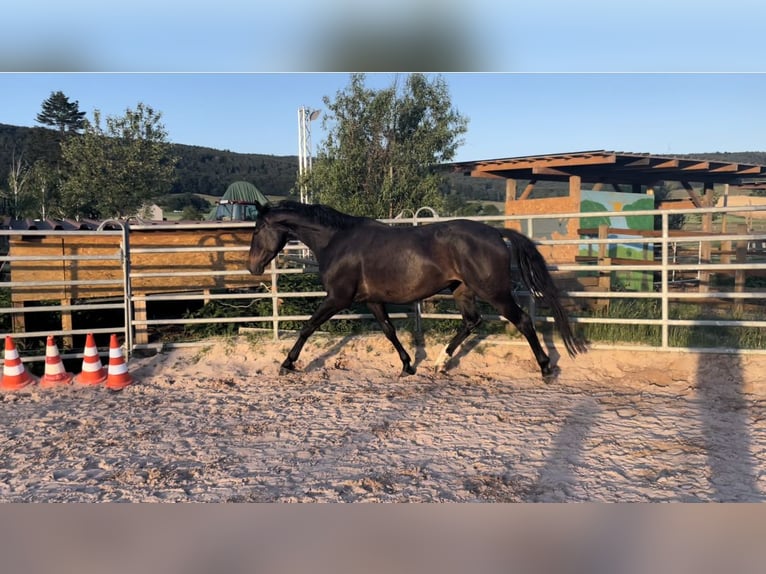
top-left (580, 190), bottom-right (655, 290)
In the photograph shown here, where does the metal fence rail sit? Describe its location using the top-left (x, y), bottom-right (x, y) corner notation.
top-left (1, 204), bottom-right (765, 364)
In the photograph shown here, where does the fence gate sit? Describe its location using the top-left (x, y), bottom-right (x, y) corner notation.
top-left (0, 223), bottom-right (130, 365)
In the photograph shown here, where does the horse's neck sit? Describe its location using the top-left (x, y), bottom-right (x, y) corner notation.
top-left (288, 219), bottom-right (338, 257)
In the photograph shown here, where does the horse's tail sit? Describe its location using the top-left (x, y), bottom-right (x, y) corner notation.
top-left (499, 228), bottom-right (586, 357)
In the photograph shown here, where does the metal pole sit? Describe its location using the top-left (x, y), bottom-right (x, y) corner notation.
top-left (271, 258), bottom-right (279, 341)
top-left (97, 219), bottom-right (133, 356)
top-left (661, 212), bottom-right (669, 349)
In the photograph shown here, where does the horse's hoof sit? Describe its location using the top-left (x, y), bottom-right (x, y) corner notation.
top-left (433, 347), bottom-right (451, 373)
top-left (542, 364), bottom-right (560, 383)
top-left (401, 364), bottom-right (416, 377)
top-left (433, 359), bottom-right (450, 374)
top-left (279, 363), bottom-right (297, 376)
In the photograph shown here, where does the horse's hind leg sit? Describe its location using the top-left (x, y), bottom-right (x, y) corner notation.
top-left (367, 302), bottom-right (415, 376)
top-left (489, 293), bottom-right (552, 379)
top-left (434, 284), bottom-right (482, 373)
top-left (281, 296), bottom-right (347, 374)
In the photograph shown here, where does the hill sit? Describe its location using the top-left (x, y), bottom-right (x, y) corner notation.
top-left (2, 122), bottom-right (765, 206)
top-left (170, 143), bottom-right (299, 197)
top-left (0, 123), bottom-right (300, 198)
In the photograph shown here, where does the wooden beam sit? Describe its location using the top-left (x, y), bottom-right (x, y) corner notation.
top-left (468, 170), bottom-right (506, 180)
top-left (680, 181), bottom-right (703, 208)
top-left (736, 165), bottom-right (765, 175)
top-left (472, 152), bottom-right (617, 173)
top-left (709, 163), bottom-right (739, 173)
top-left (681, 161), bottom-right (710, 171)
top-left (532, 167), bottom-right (571, 177)
top-left (653, 159), bottom-right (679, 169)
top-left (518, 179), bottom-right (537, 200)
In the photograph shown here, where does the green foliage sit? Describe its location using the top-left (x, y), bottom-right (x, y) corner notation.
top-left (579, 199), bottom-right (611, 228)
top-left (158, 192), bottom-right (211, 213)
top-left (35, 91), bottom-right (86, 135)
top-left (0, 123), bottom-right (300, 205)
top-left (578, 298), bottom-right (766, 349)
top-left (451, 202), bottom-right (501, 217)
top-left (309, 73), bottom-right (468, 218)
top-left (622, 197), bottom-right (655, 229)
top-left (59, 104), bottom-right (178, 219)
top-left (179, 205), bottom-right (204, 220)
top-left (0, 288), bottom-right (10, 332)
top-left (171, 145), bottom-right (299, 197)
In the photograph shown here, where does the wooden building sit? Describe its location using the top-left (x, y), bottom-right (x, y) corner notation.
top-left (448, 150), bottom-right (766, 263)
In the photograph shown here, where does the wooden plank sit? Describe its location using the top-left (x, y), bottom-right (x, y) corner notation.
top-left (10, 229), bottom-right (263, 303)
top-left (9, 237), bottom-right (67, 302)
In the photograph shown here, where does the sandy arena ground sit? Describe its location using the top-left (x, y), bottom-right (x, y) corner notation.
top-left (1, 332), bottom-right (765, 502)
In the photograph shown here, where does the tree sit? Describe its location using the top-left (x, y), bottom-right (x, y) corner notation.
top-left (1, 148), bottom-right (39, 218)
top-left (308, 73), bottom-right (468, 218)
top-left (59, 103), bottom-right (178, 219)
top-left (28, 160), bottom-right (62, 219)
top-left (36, 91), bottom-right (87, 135)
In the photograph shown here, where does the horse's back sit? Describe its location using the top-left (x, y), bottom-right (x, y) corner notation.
top-left (321, 219), bottom-right (512, 302)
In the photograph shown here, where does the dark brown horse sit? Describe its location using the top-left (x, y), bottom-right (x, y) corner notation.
top-left (247, 201), bottom-right (585, 378)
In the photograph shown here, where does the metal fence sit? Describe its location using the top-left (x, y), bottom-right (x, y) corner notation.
top-left (2, 204), bottom-right (765, 365)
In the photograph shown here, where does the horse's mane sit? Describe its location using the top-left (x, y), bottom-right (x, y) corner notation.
top-left (263, 200), bottom-right (372, 231)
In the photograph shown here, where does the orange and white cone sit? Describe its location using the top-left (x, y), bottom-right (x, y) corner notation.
top-left (74, 333), bottom-right (107, 385)
top-left (1, 336), bottom-right (37, 391)
top-left (40, 335), bottom-right (74, 389)
top-left (105, 334), bottom-right (133, 391)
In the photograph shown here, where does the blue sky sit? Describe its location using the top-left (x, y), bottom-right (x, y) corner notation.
top-left (3, 1), bottom-right (766, 73)
top-left (3, 73), bottom-right (765, 162)
top-left (3, 1), bottom-right (766, 162)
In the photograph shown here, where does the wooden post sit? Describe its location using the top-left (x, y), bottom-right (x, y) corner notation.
top-left (11, 302), bottom-right (25, 334)
top-left (60, 298), bottom-right (73, 348)
top-left (133, 299), bottom-right (149, 345)
top-left (569, 175), bottom-right (582, 205)
top-left (597, 224), bottom-right (611, 310)
top-left (735, 223), bottom-right (747, 316)
top-left (699, 184), bottom-right (714, 292)
top-left (504, 178), bottom-right (518, 229)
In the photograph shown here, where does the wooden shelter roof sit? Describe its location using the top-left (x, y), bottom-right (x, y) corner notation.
top-left (448, 150), bottom-right (766, 185)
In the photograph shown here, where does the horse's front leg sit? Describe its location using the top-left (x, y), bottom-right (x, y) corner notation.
top-left (281, 297), bottom-right (347, 374)
top-left (366, 302), bottom-right (415, 376)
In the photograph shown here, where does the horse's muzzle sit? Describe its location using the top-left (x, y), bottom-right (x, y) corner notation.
top-left (249, 264), bottom-right (264, 276)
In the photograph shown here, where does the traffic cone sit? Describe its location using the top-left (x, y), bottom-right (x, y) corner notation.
top-left (105, 334), bottom-right (133, 391)
top-left (74, 333), bottom-right (107, 385)
top-left (1, 336), bottom-right (37, 391)
top-left (40, 335), bottom-right (74, 389)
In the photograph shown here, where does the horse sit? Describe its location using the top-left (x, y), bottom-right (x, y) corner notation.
top-left (247, 200), bottom-right (586, 378)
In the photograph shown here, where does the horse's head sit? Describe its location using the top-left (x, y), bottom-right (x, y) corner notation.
top-left (247, 207), bottom-right (290, 276)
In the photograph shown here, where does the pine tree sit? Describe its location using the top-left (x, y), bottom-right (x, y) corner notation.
top-left (36, 91), bottom-right (87, 135)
